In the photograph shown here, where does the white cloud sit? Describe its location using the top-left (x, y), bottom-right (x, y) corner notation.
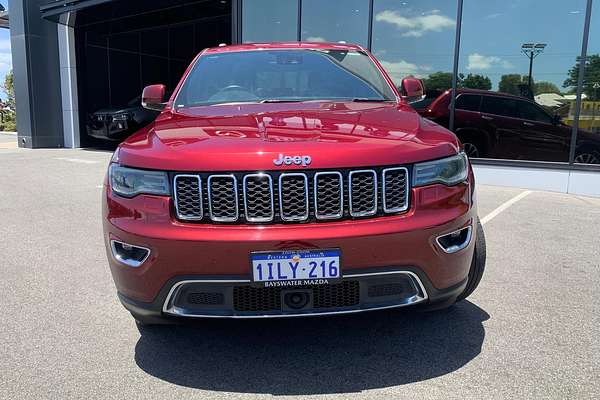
top-left (379, 60), bottom-right (430, 82)
top-left (306, 36), bottom-right (327, 43)
top-left (467, 53), bottom-right (513, 70)
top-left (375, 10), bottom-right (455, 37)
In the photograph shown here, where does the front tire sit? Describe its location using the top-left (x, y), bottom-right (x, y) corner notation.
top-left (456, 219), bottom-right (486, 302)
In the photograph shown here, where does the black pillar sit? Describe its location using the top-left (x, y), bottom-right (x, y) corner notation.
top-left (8, 0), bottom-right (64, 148)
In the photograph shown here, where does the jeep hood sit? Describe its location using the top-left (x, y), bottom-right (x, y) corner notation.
top-left (117, 101), bottom-right (460, 171)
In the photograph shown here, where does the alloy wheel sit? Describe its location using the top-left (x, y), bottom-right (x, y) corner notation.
top-left (574, 153), bottom-right (600, 164)
top-left (463, 143), bottom-right (480, 158)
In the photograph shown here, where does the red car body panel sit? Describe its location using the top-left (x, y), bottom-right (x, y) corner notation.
top-left (117, 102), bottom-right (460, 172)
top-left (103, 42), bottom-right (479, 318)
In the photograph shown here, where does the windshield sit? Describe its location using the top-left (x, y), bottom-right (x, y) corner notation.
top-left (174, 49), bottom-right (396, 107)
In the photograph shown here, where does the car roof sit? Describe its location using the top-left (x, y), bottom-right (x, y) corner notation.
top-left (203, 42), bottom-right (365, 54)
top-left (456, 88), bottom-right (531, 101)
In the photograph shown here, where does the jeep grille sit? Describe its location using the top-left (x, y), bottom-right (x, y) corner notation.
top-left (172, 167), bottom-right (409, 224)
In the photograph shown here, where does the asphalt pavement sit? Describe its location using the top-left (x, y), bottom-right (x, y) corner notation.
top-left (0, 147), bottom-right (598, 399)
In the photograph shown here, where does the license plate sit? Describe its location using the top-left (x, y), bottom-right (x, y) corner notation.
top-left (250, 249), bottom-right (341, 287)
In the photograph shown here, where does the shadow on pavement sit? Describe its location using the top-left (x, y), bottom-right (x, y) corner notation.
top-left (134, 301), bottom-right (489, 395)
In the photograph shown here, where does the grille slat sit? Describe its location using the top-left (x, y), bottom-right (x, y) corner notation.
top-left (349, 170), bottom-right (377, 217)
top-left (174, 175), bottom-right (203, 220)
top-left (383, 167), bottom-right (409, 213)
top-left (208, 175), bottom-right (239, 222)
top-left (174, 167), bottom-right (409, 223)
top-left (314, 172), bottom-right (343, 220)
top-left (279, 173), bottom-right (309, 222)
top-left (243, 174), bottom-right (274, 222)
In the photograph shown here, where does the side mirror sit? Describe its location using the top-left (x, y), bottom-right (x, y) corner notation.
top-left (142, 84), bottom-right (167, 111)
top-left (400, 77), bottom-right (425, 103)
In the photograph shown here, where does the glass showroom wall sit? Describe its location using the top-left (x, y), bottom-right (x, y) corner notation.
top-left (300, 0), bottom-right (370, 47)
top-left (240, 0), bottom-right (597, 166)
top-left (458, 0), bottom-right (588, 163)
top-left (574, 0), bottom-right (600, 165)
top-left (242, 0), bottom-right (298, 43)
top-left (371, 0), bottom-right (457, 109)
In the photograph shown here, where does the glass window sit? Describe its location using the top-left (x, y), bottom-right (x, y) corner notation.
top-left (459, 0), bottom-right (586, 162)
top-left (481, 96), bottom-right (517, 118)
top-left (456, 94), bottom-right (481, 112)
top-left (175, 49), bottom-right (396, 107)
top-left (372, 0), bottom-right (457, 90)
top-left (573, 0), bottom-right (600, 165)
top-left (518, 101), bottom-right (553, 123)
top-left (301, 0), bottom-right (369, 47)
top-left (242, 0), bottom-right (298, 43)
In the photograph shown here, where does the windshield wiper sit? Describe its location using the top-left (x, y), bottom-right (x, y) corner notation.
top-left (351, 98), bottom-right (393, 102)
top-left (259, 99), bottom-right (304, 103)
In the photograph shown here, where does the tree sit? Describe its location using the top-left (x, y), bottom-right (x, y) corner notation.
top-left (534, 81), bottom-right (561, 95)
top-left (422, 72), bottom-right (458, 91)
top-left (3, 70), bottom-right (15, 109)
top-left (499, 74), bottom-right (530, 96)
top-left (1, 70), bottom-right (17, 131)
top-left (461, 73), bottom-right (492, 90)
top-left (563, 54), bottom-right (600, 101)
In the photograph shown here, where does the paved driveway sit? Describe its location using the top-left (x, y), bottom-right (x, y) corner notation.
top-left (0, 147), bottom-right (598, 399)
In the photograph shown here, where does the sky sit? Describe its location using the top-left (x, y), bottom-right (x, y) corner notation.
top-left (369, 0), bottom-right (593, 91)
top-left (0, 1), bottom-right (10, 99)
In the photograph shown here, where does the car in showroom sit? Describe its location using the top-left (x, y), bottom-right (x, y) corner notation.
top-left (102, 42), bottom-right (486, 324)
top-left (86, 96), bottom-right (161, 142)
top-left (419, 88), bottom-right (600, 164)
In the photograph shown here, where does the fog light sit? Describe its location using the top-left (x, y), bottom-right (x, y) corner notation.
top-left (110, 240), bottom-right (150, 267)
top-left (436, 225), bottom-right (472, 254)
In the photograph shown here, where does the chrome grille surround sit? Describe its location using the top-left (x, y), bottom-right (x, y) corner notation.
top-left (173, 166), bottom-right (409, 224)
top-left (314, 171), bottom-right (343, 220)
top-left (278, 173), bottom-right (309, 222)
top-left (348, 170), bottom-right (378, 217)
top-left (173, 174), bottom-right (203, 220)
top-left (243, 174), bottom-right (274, 222)
top-left (207, 175), bottom-right (239, 222)
top-left (382, 167), bottom-right (410, 213)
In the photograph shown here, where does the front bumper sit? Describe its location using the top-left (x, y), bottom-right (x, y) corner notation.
top-left (103, 181), bottom-right (476, 318)
top-left (119, 268), bottom-right (468, 320)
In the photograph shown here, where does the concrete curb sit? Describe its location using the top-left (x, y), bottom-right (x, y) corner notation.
top-left (0, 131), bottom-right (17, 135)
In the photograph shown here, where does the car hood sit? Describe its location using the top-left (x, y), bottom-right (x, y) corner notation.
top-left (117, 101), bottom-right (460, 171)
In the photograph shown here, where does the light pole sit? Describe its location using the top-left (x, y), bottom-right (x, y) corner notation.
top-left (521, 43), bottom-right (547, 91)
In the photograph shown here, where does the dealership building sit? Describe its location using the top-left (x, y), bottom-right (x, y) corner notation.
top-left (6, 0), bottom-right (600, 196)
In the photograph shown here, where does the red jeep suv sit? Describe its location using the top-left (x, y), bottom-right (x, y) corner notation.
top-left (103, 42), bottom-right (486, 324)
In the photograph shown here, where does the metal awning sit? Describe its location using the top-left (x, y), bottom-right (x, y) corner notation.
top-left (40, 0), bottom-right (114, 24)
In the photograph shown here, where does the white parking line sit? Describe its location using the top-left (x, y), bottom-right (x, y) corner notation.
top-left (54, 157), bottom-right (99, 164)
top-left (481, 190), bottom-right (532, 225)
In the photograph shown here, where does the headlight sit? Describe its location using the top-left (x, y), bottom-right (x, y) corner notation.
top-left (109, 164), bottom-right (170, 197)
top-left (413, 152), bottom-right (468, 187)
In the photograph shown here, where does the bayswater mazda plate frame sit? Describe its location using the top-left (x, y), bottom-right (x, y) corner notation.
top-left (250, 249), bottom-right (342, 287)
